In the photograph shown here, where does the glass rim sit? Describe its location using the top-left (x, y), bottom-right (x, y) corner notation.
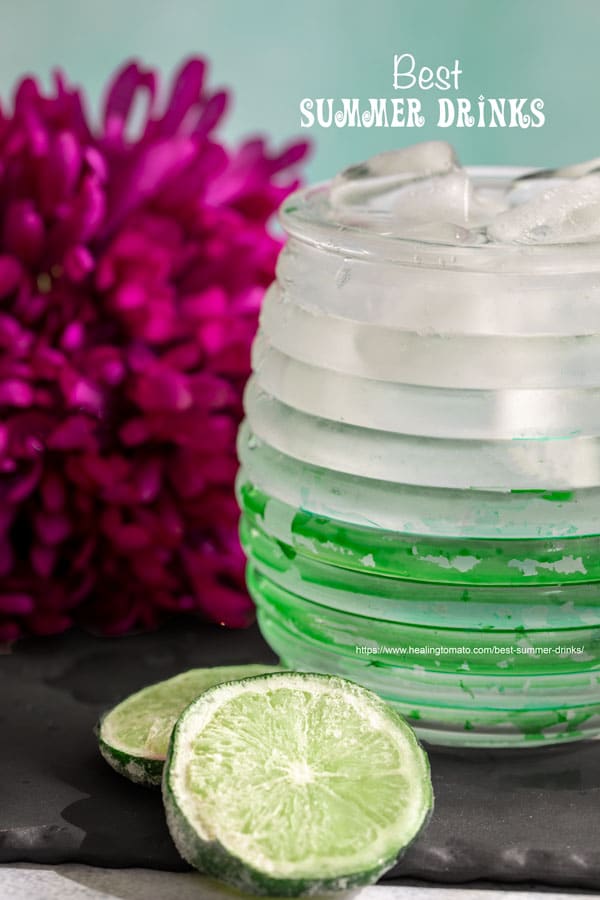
top-left (279, 165), bottom-right (600, 273)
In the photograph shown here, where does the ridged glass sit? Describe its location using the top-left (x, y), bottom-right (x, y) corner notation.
top-left (237, 168), bottom-right (600, 748)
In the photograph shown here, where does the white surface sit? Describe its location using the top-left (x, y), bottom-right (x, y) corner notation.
top-left (0, 866), bottom-right (597, 900)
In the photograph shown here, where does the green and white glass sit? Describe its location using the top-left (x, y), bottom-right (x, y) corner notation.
top-left (237, 148), bottom-right (600, 747)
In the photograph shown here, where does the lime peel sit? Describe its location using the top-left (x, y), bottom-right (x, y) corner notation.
top-left (97, 664), bottom-right (280, 787)
top-left (163, 671), bottom-right (433, 896)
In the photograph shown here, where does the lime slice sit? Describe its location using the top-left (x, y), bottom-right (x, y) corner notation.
top-left (163, 672), bottom-right (433, 896)
top-left (97, 664), bottom-right (280, 786)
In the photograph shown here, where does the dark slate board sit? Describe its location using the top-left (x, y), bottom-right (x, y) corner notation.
top-left (1, 620), bottom-right (599, 889)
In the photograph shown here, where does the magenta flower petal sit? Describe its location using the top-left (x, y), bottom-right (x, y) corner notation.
top-left (0, 593), bottom-right (34, 614)
top-left (84, 146), bottom-right (108, 182)
top-left (5, 458), bottom-right (43, 503)
top-left (31, 543), bottom-right (56, 577)
top-left (63, 245), bottom-right (94, 283)
top-left (152, 58), bottom-right (206, 138)
top-left (47, 416), bottom-right (97, 451)
top-left (3, 201), bottom-right (44, 264)
top-left (60, 320), bottom-right (85, 351)
top-left (75, 175), bottom-right (107, 240)
top-left (35, 511), bottom-right (71, 544)
top-left (104, 136), bottom-right (196, 231)
top-left (135, 458), bottom-right (162, 502)
top-left (272, 140), bottom-right (312, 170)
top-left (131, 368), bottom-right (192, 412)
top-left (39, 131), bottom-right (82, 214)
top-left (119, 418), bottom-right (150, 446)
top-left (13, 77), bottom-right (48, 156)
top-left (0, 543), bottom-right (14, 578)
top-left (0, 256), bottom-right (22, 297)
top-left (102, 61), bottom-right (157, 146)
top-left (0, 379), bottom-right (34, 407)
top-left (41, 472), bottom-right (66, 511)
top-left (192, 90), bottom-right (228, 139)
top-left (0, 55), bottom-right (309, 641)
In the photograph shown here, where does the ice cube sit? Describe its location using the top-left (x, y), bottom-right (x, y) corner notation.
top-left (331, 168), bottom-right (475, 235)
top-left (330, 141), bottom-right (460, 208)
top-left (386, 170), bottom-right (473, 223)
top-left (469, 185), bottom-right (511, 224)
top-left (518, 155), bottom-right (600, 181)
top-left (345, 141), bottom-right (459, 178)
top-left (506, 177), bottom-right (570, 209)
top-left (488, 173), bottom-right (600, 244)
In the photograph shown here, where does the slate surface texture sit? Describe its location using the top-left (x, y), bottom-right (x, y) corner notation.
top-left (1, 621), bottom-right (598, 889)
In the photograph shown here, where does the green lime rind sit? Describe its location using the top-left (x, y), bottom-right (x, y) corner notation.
top-left (96, 726), bottom-right (165, 786)
top-left (97, 664), bottom-right (280, 788)
top-left (163, 671), bottom-right (433, 897)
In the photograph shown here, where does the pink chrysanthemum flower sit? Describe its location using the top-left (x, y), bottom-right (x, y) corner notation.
top-left (0, 58), bottom-right (309, 640)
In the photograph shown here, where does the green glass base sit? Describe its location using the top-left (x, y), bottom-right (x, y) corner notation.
top-left (238, 479), bottom-right (600, 748)
top-left (259, 610), bottom-right (600, 748)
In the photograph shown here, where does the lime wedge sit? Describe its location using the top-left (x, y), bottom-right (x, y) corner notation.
top-left (163, 671), bottom-right (433, 896)
top-left (97, 664), bottom-right (280, 786)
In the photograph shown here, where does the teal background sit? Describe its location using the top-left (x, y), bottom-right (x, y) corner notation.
top-left (1, 0), bottom-right (599, 181)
